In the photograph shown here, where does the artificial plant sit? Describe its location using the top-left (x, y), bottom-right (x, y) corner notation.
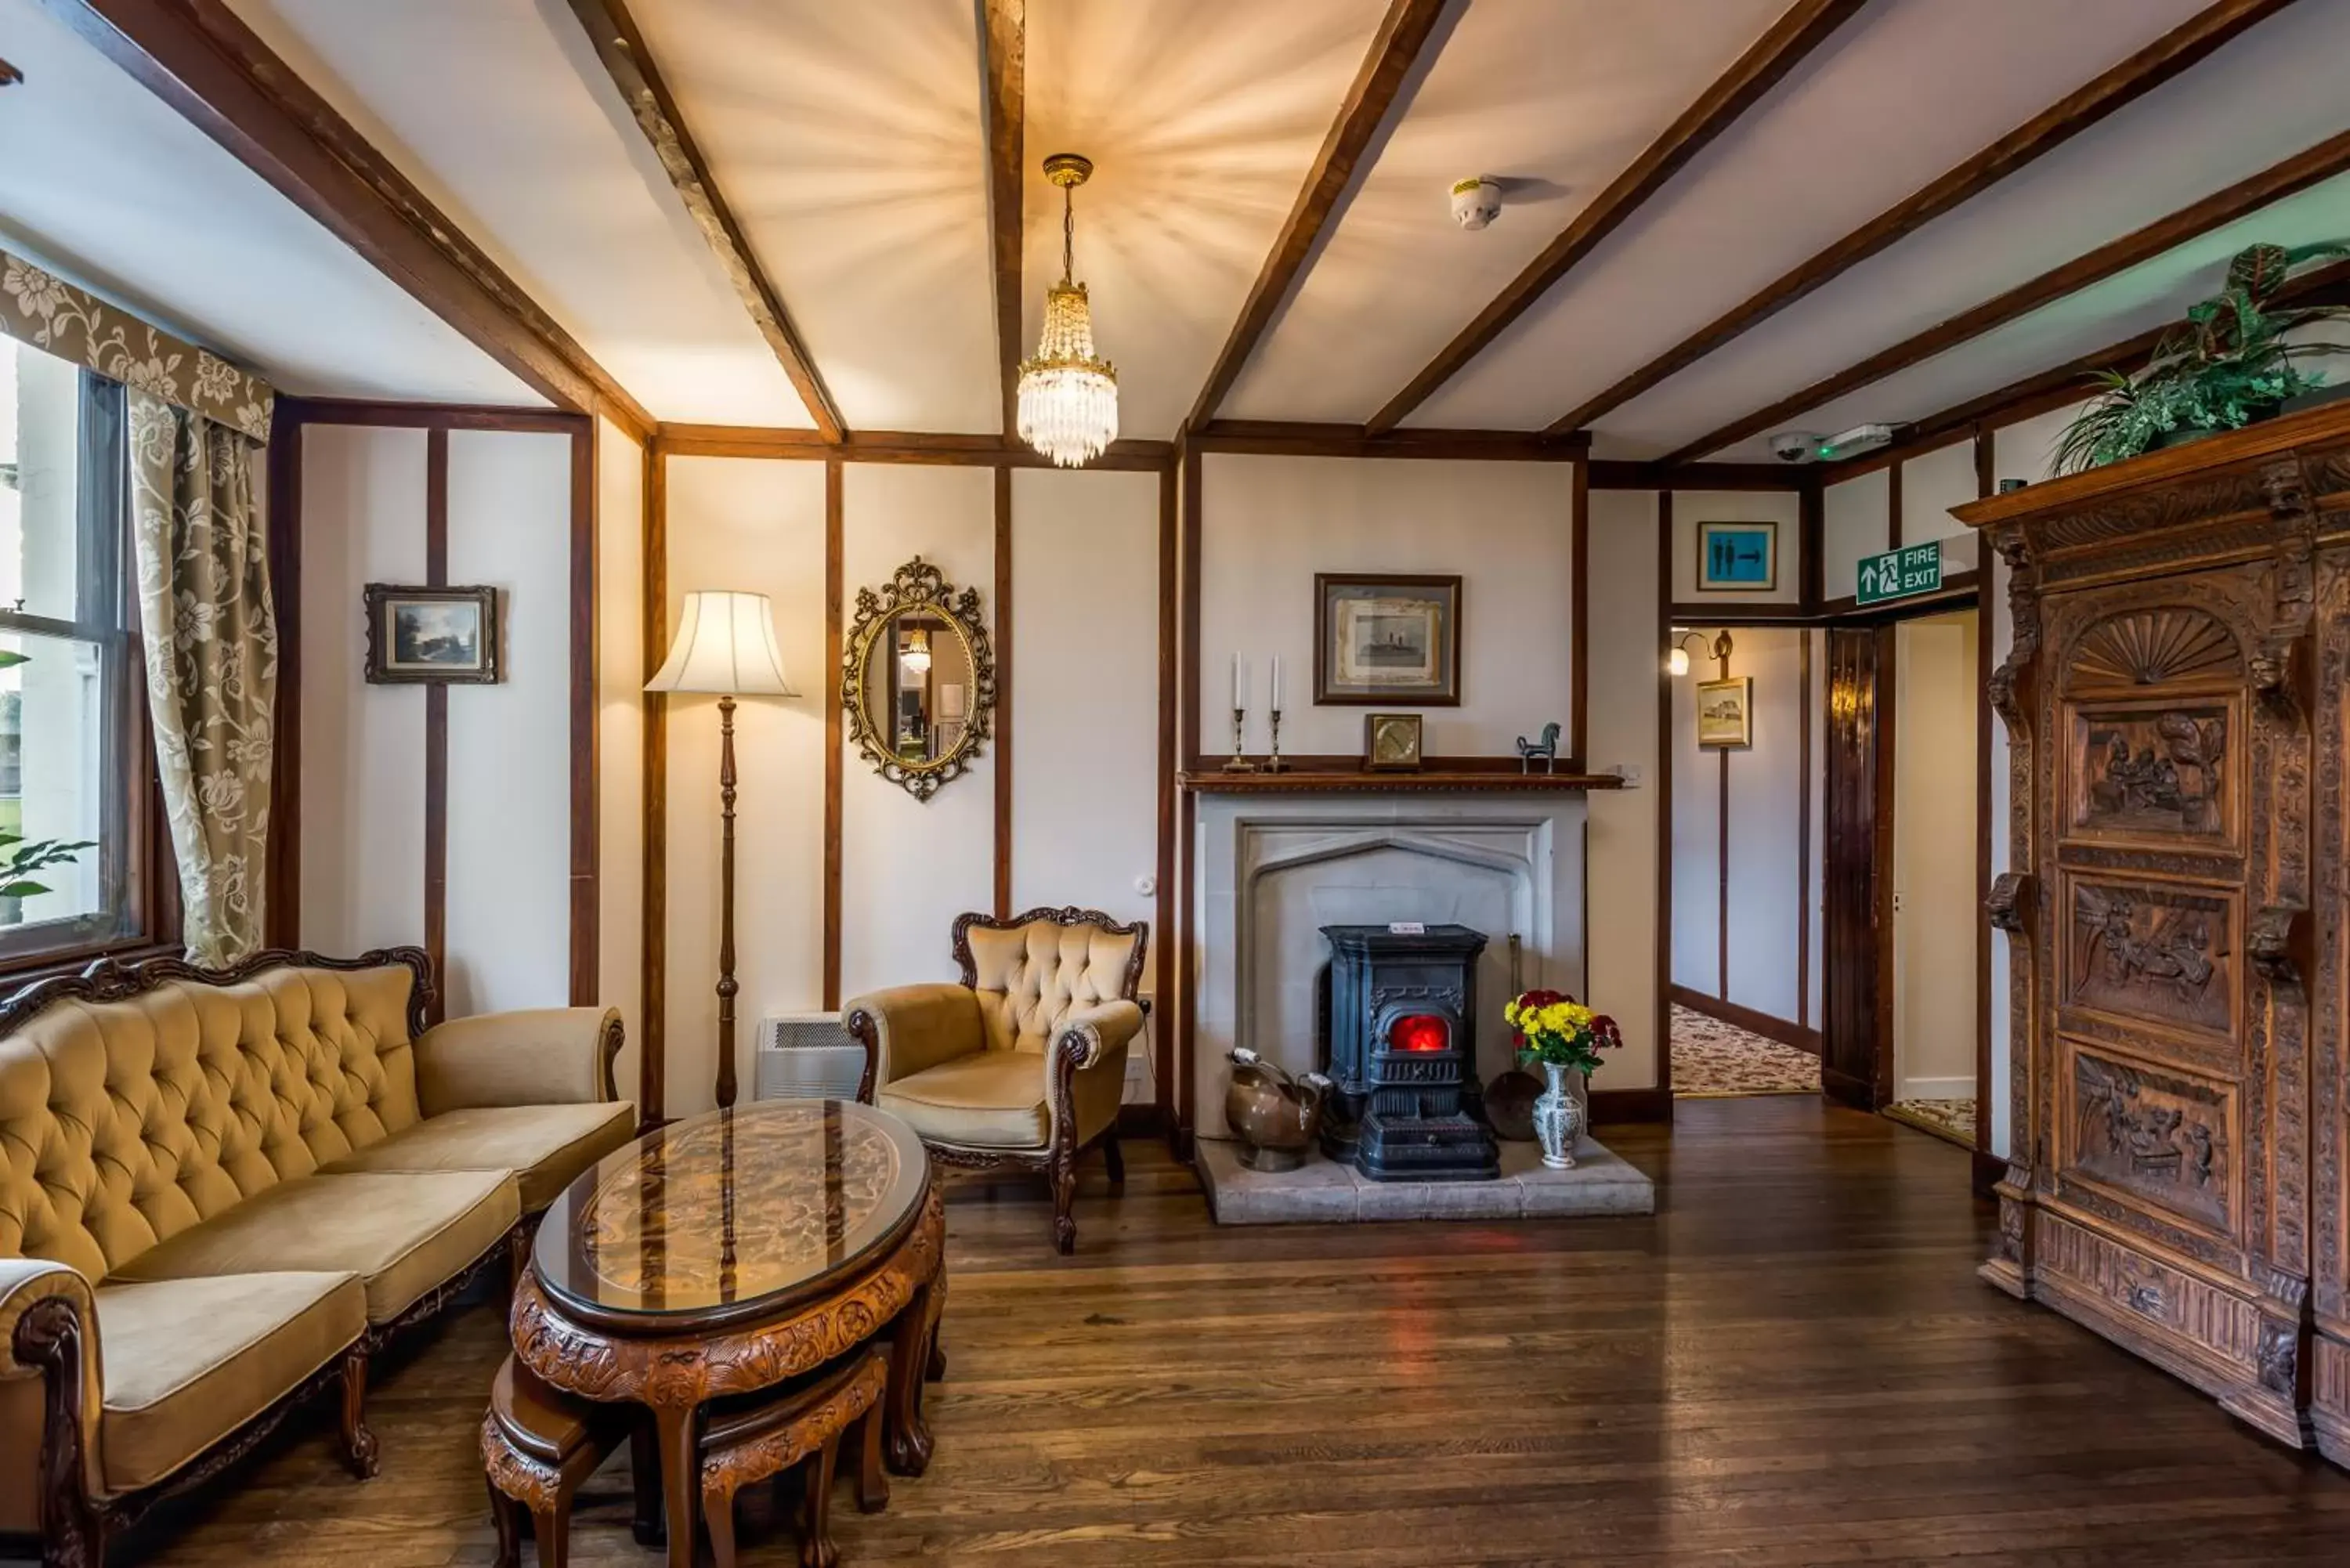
top-left (2054, 240), bottom-right (2350, 475)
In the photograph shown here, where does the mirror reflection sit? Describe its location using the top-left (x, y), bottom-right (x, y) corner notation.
top-left (865, 610), bottom-right (976, 766)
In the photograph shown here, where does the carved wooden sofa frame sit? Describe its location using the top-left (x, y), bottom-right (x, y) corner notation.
top-left (844, 908), bottom-right (1148, 1254)
top-left (0, 946), bottom-right (624, 1568)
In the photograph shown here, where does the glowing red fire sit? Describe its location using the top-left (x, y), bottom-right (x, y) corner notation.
top-left (1387, 1013), bottom-right (1448, 1053)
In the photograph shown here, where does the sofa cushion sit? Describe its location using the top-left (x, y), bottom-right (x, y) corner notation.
top-left (879, 1053), bottom-right (1047, 1149)
top-left (0, 963), bottom-right (421, 1284)
top-left (322, 1103), bottom-right (635, 1212)
top-left (108, 1171), bottom-right (517, 1324)
top-left (95, 1271), bottom-right (367, 1492)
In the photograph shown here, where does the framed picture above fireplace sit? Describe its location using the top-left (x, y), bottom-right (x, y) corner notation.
top-left (1314, 573), bottom-right (1461, 706)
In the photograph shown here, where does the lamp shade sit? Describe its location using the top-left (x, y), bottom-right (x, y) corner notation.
top-left (645, 590), bottom-right (797, 696)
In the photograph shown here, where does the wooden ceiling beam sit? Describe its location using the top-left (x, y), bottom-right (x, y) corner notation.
top-left (1192, 419), bottom-right (1587, 461)
top-left (1810, 255), bottom-right (2350, 485)
top-left (42, 0), bottom-right (656, 440)
top-left (1186, 0), bottom-right (1451, 433)
top-left (1548, 0), bottom-right (2299, 439)
top-left (981, 0), bottom-right (1025, 437)
top-left (1664, 123), bottom-right (2350, 464)
top-left (1363, 0), bottom-right (1867, 437)
top-left (563, 0), bottom-right (843, 440)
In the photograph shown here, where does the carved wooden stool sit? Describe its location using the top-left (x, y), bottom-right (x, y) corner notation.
top-left (481, 1353), bottom-right (629, 1568)
top-left (700, 1349), bottom-right (891, 1568)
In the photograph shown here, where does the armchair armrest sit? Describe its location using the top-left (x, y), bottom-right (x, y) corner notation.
top-left (843, 985), bottom-right (986, 1100)
top-left (414, 1006), bottom-right (624, 1117)
top-left (1052, 999), bottom-right (1147, 1071)
top-left (1, 1259), bottom-right (103, 1507)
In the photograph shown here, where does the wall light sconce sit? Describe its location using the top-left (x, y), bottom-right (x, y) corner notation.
top-left (1667, 629), bottom-right (1734, 678)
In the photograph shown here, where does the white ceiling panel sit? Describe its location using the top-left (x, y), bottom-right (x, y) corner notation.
top-left (1023, 0), bottom-right (1391, 440)
top-left (1612, 0), bottom-right (2350, 458)
top-left (0, 0), bottom-right (535, 404)
top-left (1412, 0), bottom-right (2214, 431)
top-left (1706, 175), bottom-right (2350, 463)
top-left (627, 0), bottom-right (998, 434)
top-left (1223, 0), bottom-right (1788, 425)
top-left (225, 0), bottom-right (810, 425)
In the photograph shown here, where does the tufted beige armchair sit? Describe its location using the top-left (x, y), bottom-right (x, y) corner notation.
top-left (844, 909), bottom-right (1148, 1253)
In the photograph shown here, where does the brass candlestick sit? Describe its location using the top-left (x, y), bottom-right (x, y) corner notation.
top-left (1266, 710), bottom-right (1290, 772)
top-left (1222, 707), bottom-right (1259, 772)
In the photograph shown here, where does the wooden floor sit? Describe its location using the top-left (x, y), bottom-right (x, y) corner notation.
top-left (84, 1097), bottom-right (2350, 1567)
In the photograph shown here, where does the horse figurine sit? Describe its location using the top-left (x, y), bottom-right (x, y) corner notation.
top-left (1516, 721), bottom-right (1562, 774)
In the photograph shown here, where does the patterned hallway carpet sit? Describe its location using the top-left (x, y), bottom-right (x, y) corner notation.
top-left (1884, 1098), bottom-right (1977, 1149)
top-left (1669, 1004), bottom-right (1818, 1097)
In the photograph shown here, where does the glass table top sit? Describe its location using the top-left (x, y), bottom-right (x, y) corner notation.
top-left (533, 1100), bottom-right (928, 1324)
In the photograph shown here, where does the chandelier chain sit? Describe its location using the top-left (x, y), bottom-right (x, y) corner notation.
top-left (1061, 183), bottom-right (1076, 283)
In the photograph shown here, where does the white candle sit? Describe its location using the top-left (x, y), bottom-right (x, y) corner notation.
top-left (1232, 654), bottom-right (1246, 710)
top-left (1271, 655), bottom-right (1283, 712)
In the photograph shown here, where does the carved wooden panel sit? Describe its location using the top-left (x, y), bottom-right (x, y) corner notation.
top-left (2062, 606), bottom-right (2244, 695)
top-left (2061, 876), bottom-right (2236, 1039)
top-left (2059, 1041), bottom-right (2236, 1235)
top-left (2035, 1210), bottom-right (2261, 1376)
top-left (2066, 703), bottom-right (2236, 844)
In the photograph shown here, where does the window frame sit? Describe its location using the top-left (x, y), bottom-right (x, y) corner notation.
top-left (0, 369), bottom-right (179, 981)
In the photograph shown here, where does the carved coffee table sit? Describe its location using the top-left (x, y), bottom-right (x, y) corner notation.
top-left (509, 1100), bottom-right (943, 1568)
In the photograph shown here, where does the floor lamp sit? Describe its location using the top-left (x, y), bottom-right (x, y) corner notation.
top-left (646, 590), bottom-right (797, 1110)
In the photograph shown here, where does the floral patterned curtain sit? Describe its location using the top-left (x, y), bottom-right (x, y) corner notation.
top-left (127, 392), bottom-right (278, 963)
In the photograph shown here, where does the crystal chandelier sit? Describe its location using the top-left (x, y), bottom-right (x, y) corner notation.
top-left (1018, 154), bottom-right (1118, 468)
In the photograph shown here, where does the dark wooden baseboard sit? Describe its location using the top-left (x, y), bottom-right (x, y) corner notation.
top-left (1117, 1104), bottom-right (1168, 1139)
top-left (1589, 1086), bottom-right (1675, 1125)
top-left (1671, 985), bottom-right (1821, 1056)
top-left (1820, 1063), bottom-right (1883, 1113)
top-left (1971, 1148), bottom-right (2005, 1198)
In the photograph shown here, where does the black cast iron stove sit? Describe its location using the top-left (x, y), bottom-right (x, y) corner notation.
top-left (1318, 923), bottom-right (1497, 1181)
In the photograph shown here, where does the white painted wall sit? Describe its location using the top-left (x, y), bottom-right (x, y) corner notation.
top-left (1821, 468), bottom-right (1889, 603)
top-left (1893, 612), bottom-right (1979, 1101)
top-left (595, 419), bottom-right (645, 1107)
top-left (661, 456), bottom-right (829, 1117)
top-left (1195, 455), bottom-right (1574, 757)
top-left (297, 424), bottom-right (428, 956)
top-left (837, 463), bottom-right (996, 999)
top-left (1583, 488), bottom-right (1662, 1092)
top-left (1669, 490), bottom-right (1802, 605)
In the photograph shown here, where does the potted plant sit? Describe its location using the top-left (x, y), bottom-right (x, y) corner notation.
top-left (1503, 988), bottom-right (1622, 1170)
top-left (2054, 240), bottom-right (2350, 475)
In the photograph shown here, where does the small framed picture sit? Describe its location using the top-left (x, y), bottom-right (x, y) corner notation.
top-left (1696, 677), bottom-right (1752, 749)
top-left (1363, 712), bottom-right (1425, 771)
top-left (1697, 522), bottom-right (1777, 592)
top-left (363, 584), bottom-right (501, 685)
top-left (1315, 573), bottom-right (1461, 706)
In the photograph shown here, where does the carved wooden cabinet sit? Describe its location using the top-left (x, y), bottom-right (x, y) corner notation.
top-left (1959, 403), bottom-right (2350, 1460)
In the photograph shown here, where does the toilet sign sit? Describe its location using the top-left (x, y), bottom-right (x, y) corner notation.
top-left (1856, 540), bottom-right (1943, 606)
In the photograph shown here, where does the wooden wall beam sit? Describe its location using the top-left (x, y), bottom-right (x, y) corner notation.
top-left (1586, 458), bottom-right (1809, 490)
top-left (1193, 421), bottom-right (1586, 461)
top-left (1549, 0), bottom-right (2297, 439)
top-left (46, 0), bottom-right (655, 441)
top-left (822, 458), bottom-right (844, 1010)
top-left (640, 445), bottom-right (668, 1119)
top-left (561, 0), bottom-right (843, 440)
top-left (653, 425), bottom-right (1173, 469)
top-left (422, 428), bottom-right (450, 1022)
top-left (992, 465), bottom-right (1014, 918)
top-left (568, 424), bottom-right (598, 1007)
top-left (1188, 0), bottom-right (1451, 431)
top-left (1663, 123), bottom-right (2350, 463)
top-left (981, 0), bottom-right (1025, 435)
top-left (1368, 0), bottom-right (1867, 435)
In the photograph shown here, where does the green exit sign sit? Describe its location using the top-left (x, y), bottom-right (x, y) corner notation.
top-left (1856, 540), bottom-right (1943, 606)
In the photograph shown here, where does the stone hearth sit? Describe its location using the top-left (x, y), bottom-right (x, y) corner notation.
top-left (1197, 1136), bottom-right (1654, 1223)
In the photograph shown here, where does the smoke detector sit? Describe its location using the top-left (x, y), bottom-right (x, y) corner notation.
top-left (1450, 176), bottom-right (1502, 231)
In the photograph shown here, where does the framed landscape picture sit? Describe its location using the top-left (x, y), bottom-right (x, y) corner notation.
top-left (1697, 521), bottom-right (1777, 592)
top-left (363, 584), bottom-right (501, 685)
top-left (1314, 573), bottom-right (1462, 706)
top-left (1696, 676), bottom-right (1752, 749)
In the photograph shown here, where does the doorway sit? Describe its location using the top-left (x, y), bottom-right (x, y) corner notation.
top-left (1820, 609), bottom-right (1982, 1149)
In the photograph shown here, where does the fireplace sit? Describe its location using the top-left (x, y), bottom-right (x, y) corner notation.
top-left (1318, 924), bottom-right (1498, 1181)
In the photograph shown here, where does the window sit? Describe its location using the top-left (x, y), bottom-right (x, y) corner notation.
top-left (0, 335), bottom-right (168, 966)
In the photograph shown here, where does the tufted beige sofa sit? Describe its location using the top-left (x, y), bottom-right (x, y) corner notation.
top-left (0, 947), bottom-right (634, 1568)
top-left (844, 907), bottom-right (1147, 1253)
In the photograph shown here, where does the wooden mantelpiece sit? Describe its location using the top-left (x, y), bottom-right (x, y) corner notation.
top-left (1180, 769), bottom-right (1623, 794)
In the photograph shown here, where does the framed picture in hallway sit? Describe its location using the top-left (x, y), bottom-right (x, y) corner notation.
top-left (1314, 573), bottom-right (1462, 706)
top-left (1697, 521), bottom-right (1777, 592)
top-left (1696, 676), bottom-right (1752, 749)
top-left (363, 583), bottom-right (502, 684)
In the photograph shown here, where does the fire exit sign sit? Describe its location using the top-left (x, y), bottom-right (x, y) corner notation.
top-left (1856, 540), bottom-right (1943, 607)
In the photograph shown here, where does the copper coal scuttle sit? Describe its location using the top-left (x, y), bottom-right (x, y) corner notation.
top-left (1224, 1047), bottom-right (1331, 1172)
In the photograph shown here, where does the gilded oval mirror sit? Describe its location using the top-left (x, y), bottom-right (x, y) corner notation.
top-left (843, 557), bottom-right (996, 800)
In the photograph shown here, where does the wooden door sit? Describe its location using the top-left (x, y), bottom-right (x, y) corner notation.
top-left (1823, 626), bottom-right (1895, 1110)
